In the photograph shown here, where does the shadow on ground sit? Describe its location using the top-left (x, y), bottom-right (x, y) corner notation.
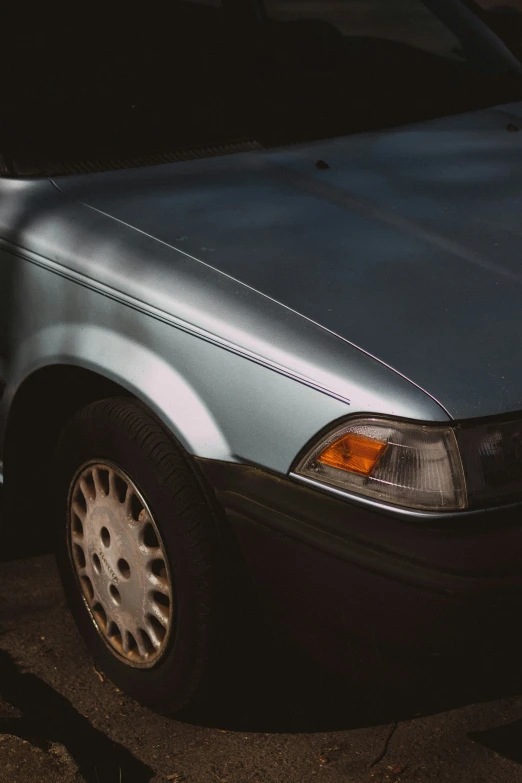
top-left (469, 718), bottom-right (522, 764)
top-left (186, 630), bottom-right (522, 737)
top-left (0, 649), bottom-right (153, 783)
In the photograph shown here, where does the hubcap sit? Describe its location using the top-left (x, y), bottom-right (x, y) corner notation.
top-left (68, 460), bottom-right (173, 668)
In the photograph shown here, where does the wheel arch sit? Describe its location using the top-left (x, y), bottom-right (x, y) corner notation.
top-left (1, 335), bottom-right (230, 541)
top-left (2, 364), bottom-right (130, 538)
top-left (2, 319), bottom-right (232, 472)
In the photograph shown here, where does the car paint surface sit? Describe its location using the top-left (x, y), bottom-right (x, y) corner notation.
top-left (53, 101), bottom-right (522, 421)
top-left (0, 174), bottom-right (446, 477)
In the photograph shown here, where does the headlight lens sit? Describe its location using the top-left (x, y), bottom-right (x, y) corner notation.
top-left (456, 417), bottom-right (522, 508)
top-left (294, 418), bottom-right (466, 512)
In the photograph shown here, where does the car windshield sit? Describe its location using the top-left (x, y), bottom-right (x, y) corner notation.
top-left (2, 0), bottom-right (522, 174)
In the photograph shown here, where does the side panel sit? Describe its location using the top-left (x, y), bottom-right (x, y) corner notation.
top-left (0, 176), bottom-right (448, 472)
top-left (0, 236), bottom-right (15, 390)
top-left (0, 240), bottom-right (16, 426)
top-left (0, 255), bottom-right (351, 473)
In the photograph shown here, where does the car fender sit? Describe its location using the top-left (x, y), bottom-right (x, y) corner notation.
top-left (2, 323), bottom-right (231, 461)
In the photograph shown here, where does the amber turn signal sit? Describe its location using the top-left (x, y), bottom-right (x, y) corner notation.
top-left (317, 432), bottom-right (388, 476)
top-left (295, 418), bottom-right (466, 511)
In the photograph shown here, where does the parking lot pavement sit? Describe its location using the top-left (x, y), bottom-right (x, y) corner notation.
top-left (0, 547), bottom-right (522, 783)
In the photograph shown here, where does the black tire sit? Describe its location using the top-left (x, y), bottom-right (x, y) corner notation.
top-left (54, 396), bottom-right (225, 713)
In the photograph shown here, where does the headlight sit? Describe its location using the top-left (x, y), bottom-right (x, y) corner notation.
top-left (294, 417), bottom-right (466, 512)
top-left (456, 417), bottom-right (522, 508)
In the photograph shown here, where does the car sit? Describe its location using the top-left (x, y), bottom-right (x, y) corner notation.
top-left (466, 0), bottom-right (522, 59)
top-left (2, 0), bottom-right (522, 713)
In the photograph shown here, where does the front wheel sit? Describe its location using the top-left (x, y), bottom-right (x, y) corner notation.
top-left (54, 397), bottom-right (225, 713)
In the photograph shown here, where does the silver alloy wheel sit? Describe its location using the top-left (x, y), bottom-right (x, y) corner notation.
top-left (68, 460), bottom-right (173, 668)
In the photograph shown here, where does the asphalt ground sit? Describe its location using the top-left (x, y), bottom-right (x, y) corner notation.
top-left (0, 498), bottom-right (522, 783)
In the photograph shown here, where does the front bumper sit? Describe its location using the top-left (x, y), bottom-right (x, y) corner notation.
top-left (198, 458), bottom-right (522, 684)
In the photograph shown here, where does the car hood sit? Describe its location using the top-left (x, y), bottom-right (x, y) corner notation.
top-left (56, 102), bottom-right (522, 420)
